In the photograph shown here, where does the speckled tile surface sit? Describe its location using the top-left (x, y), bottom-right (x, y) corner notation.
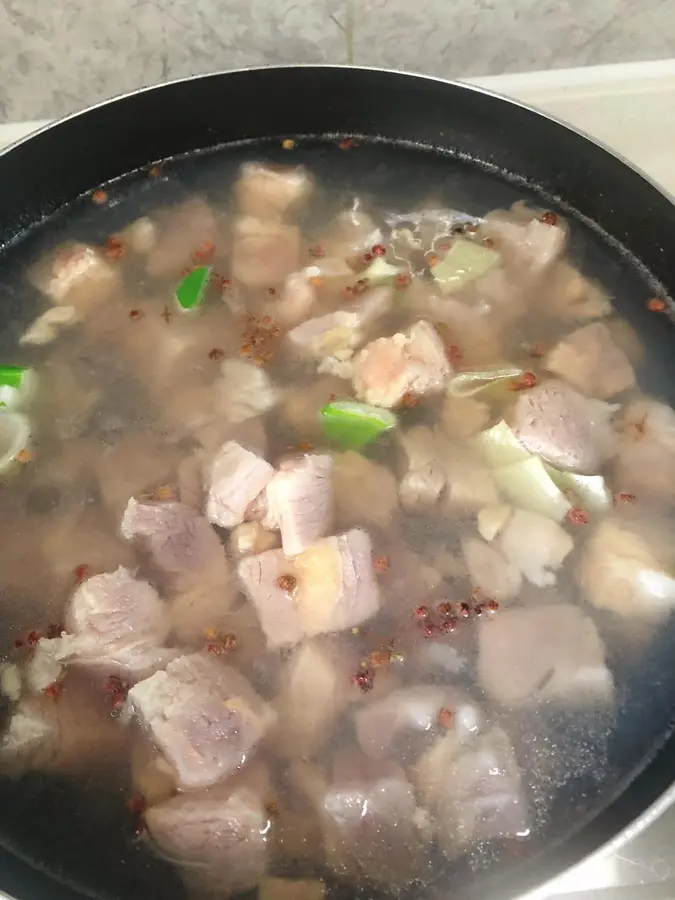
top-left (1, 0), bottom-right (675, 122)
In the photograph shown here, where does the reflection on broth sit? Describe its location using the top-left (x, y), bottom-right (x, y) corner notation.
top-left (0, 147), bottom-right (673, 900)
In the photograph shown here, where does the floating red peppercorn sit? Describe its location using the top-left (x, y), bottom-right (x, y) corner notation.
top-left (353, 279), bottom-right (368, 294)
top-left (104, 236), bottom-right (125, 260)
top-left (400, 392), bottom-right (419, 408)
top-left (423, 621), bottom-right (438, 638)
top-left (276, 574), bottom-right (298, 595)
top-left (373, 555), bottom-right (390, 574)
top-left (510, 371), bottom-right (537, 391)
top-left (91, 189), bottom-right (108, 205)
top-left (13, 637), bottom-right (24, 649)
top-left (338, 138), bottom-right (357, 150)
top-left (395, 273), bottom-right (412, 288)
top-left (438, 707), bottom-right (453, 728)
top-left (415, 605), bottom-right (430, 621)
top-left (352, 666), bottom-right (374, 693)
top-left (613, 491), bottom-right (636, 504)
top-left (44, 682), bottom-right (63, 699)
top-left (371, 244), bottom-right (386, 257)
top-left (282, 139), bottom-right (296, 150)
top-left (647, 297), bottom-right (666, 313)
top-left (567, 507), bottom-right (589, 525)
top-left (441, 616), bottom-right (458, 633)
top-left (363, 252), bottom-right (373, 263)
top-left (74, 564), bottom-right (89, 583)
top-left (487, 598), bottom-right (500, 613)
top-left (208, 347), bottom-right (225, 361)
top-left (192, 240), bottom-right (216, 264)
top-left (26, 630), bottom-right (41, 646)
top-left (128, 309), bottom-right (143, 321)
top-left (459, 602), bottom-right (471, 619)
top-left (540, 211), bottom-right (558, 226)
top-left (437, 601), bottom-right (453, 617)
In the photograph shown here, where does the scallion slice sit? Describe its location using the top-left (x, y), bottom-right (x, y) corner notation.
top-left (0, 367), bottom-right (37, 410)
top-left (431, 238), bottom-right (499, 294)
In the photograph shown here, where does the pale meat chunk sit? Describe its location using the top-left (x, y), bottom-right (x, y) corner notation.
top-left (478, 604), bottom-right (614, 708)
top-left (238, 529), bottom-right (380, 646)
top-left (263, 454), bottom-right (333, 556)
top-left (354, 685), bottom-right (484, 761)
top-left (332, 451), bottom-right (398, 529)
top-left (484, 215), bottom-right (566, 272)
top-left (275, 641), bottom-right (350, 758)
top-left (440, 394), bottom-right (490, 440)
top-left (499, 509), bottom-right (573, 587)
top-left (145, 766), bottom-right (271, 896)
top-left (414, 725), bottom-right (529, 855)
top-left (287, 287), bottom-right (392, 362)
top-left (295, 750), bottom-right (428, 884)
top-left (463, 537), bottom-right (522, 602)
top-left (234, 163), bottom-right (313, 219)
top-left (29, 243), bottom-right (120, 311)
top-left (443, 448), bottom-right (499, 513)
top-left (277, 272), bottom-right (317, 326)
top-left (146, 198), bottom-right (218, 277)
top-left (353, 320), bottom-right (451, 407)
top-left (215, 359), bottom-right (280, 426)
top-left (53, 566), bottom-right (176, 680)
top-left (120, 498), bottom-right (235, 642)
top-left (121, 499), bottom-right (229, 592)
top-left (294, 529), bottom-right (380, 638)
top-left (232, 217), bottom-right (300, 288)
top-left (579, 516), bottom-right (675, 620)
top-left (237, 548), bottom-right (305, 648)
top-left (546, 261), bottom-right (613, 321)
top-left (206, 441), bottom-right (275, 529)
top-left (510, 378), bottom-right (616, 474)
top-left (259, 879), bottom-right (325, 900)
top-left (613, 398), bottom-right (675, 499)
top-left (128, 653), bottom-right (275, 791)
top-left (544, 321), bottom-right (635, 399)
top-left (0, 678), bottom-right (129, 778)
top-left (398, 426), bottom-right (446, 513)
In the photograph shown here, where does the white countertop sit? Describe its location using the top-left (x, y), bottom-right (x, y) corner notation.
top-left (1, 59), bottom-right (675, 900)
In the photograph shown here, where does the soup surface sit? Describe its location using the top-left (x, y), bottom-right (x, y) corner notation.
top-left (0, 139), bottom-right (674, 900)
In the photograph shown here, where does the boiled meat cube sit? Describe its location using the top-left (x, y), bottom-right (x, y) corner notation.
top-left (277, 272), bottom-right (317, 326)
top-left (332, 451), bottom-right (398, 529)
top-left (478, 604), bottom-right (614, 708)
top-left (287, 287), bottom-right (392, 362)
top-left (29, 242), bottom-right (120, 310)
top-left (121, 499), bottom-right (235, 642)
top-left (145, 766), bottom-right (271, 896)
top-left (52, 566), bottom-right (176, 680)
top-left (544, 321), bottom-right (635, 399)
top-left (0, 677), bottom-right (129, 778)
top-left (20, 305), bottom-right (79, 346)
top-left (353, 320), bottom-right (451, 407)
top-left (499, 509), bottom-right (573, 587)
top-left (354, 685), bottom-right (484, 761)
top-left (440, 394), bottom-right (490, 439)
top-left (237, 548), bottom-right (306, 648)
top-left (232, 216), bottom-right (300, 288)
top-left (146, 198), bottom-right (219, 277)
top-left (294, 529), bottom-right (380, 637)
top-left (121, 498), bottom-right (229, 590)
top-left (239, 529), bottom-right (380, 646)
top-left (275, 640), bottom-right (350, 758)
top-left (128, 653), bottom-right (275, 791)
top-left (484, 213), bottom-right (566, 272)
top-left (414, 725), bottom-right (529, 855)
top-left (510, 378), bottom-right (616, 474)
top-left (263, 454), bottom-right (333, 556)
top-left (579, 516), bottom-right (675, 620)
top-left (206, 441), bottom-right (275, 529)
top-left (613, 398), bottom-right (675, 499)
top-left (295, 750), bottom-right (428, 884)
top-left (443, 448), bottom-right (499, 513)
top-left (235, 162), bottom-right (312, 219)
top-left (463, 537), bottom-right (522, 601)
top-left (215, 359), bottom-right (280, 426)
top-left (398, 426), bottom-right (446, 512)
